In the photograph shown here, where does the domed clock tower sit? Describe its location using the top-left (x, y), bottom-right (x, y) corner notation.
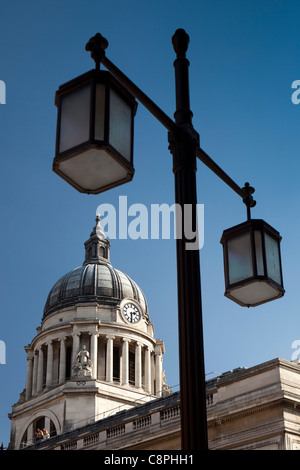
top-left (8, 217), bottom-right (169, 449)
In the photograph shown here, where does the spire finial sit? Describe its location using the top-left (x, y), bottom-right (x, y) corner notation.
top-left (83, 215), bottom-right (110, 265)
top-left (95, 214), bottom-right (106, 240)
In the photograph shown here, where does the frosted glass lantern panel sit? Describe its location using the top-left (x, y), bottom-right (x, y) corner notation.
top-left (59, 85), bottom-right (91, 153)
top-left (227, 232), bottom-right (253, 284)
top-left (109, 88), bottom-right (132, 161)
top-left (254, 230), bottom-right (264, 276)
top-left (229, 281), bottom-right (281, 306)
top-left (94, 83), bottom-right (106, 141)
top-left (265, 233), bottom-right (282, 285)
top-left (58, 149), bottom-right (128, 191)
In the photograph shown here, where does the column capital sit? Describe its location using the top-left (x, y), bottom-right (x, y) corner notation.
top-left (26, 351), bottom-right (34, 361)
top-left (155, 340), bottom-right (165, 355)
top-left (122, 337), bottom-right (131, 344)
top-left (106, 334), bottom-right (115, 340)
top-left (72, 332), bottom-right (81, 338)
top-left (89, 331), bottom-right (99, 337)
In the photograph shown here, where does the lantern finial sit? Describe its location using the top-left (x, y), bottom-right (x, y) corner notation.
top-left (85, 33), bottom-right (109, 70)
top-left (242, 182), bottom-right (256, 220)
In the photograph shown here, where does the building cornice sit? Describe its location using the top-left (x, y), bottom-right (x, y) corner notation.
top-left (208, 396), bottom-right (300, 429)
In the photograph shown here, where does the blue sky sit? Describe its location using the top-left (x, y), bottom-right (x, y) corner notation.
top-left (0, 0), bottom-right (299, 447)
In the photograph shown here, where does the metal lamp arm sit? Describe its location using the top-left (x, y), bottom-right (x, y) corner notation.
top-left (86, 33), bottom-right (256, 212)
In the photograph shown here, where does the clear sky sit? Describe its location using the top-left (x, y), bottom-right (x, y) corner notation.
top-left (0, 0), bottom-right (299, 447)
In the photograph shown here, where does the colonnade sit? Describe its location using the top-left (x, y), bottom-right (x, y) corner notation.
top-left (24, 330), bottom-right (164, 401)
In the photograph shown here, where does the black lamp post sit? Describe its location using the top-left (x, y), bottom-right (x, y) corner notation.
top-left (53, 30), bottom-right (284, 451)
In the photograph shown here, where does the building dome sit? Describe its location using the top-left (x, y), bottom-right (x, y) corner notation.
top-left (43, 216), bottom-right (148, 320)
top-left (9, 216), bottom-right (169, 451)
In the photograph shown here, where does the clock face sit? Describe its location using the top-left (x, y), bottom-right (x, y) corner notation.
top-left (123, 302), bottom-right (141, 323)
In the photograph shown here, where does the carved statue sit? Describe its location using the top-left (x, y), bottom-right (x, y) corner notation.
top-left (162, 370), bottom-right (172, 396)
top-left (73, 345), bottom-right (93, 377)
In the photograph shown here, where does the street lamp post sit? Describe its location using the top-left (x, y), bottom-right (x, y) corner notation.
top-left (168, 29), bottom-right (208, 450)
top-left (53, 30), bottom-right (284, 451)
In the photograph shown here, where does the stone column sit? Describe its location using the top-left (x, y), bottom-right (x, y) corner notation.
top-left (32, 350), bottom-right (38, 396)
top-left (106, 335), bottom-right (115, 382)
top-left (145, 346), bottom-right (152, 393)
top-left (25, 351), bottom-right (33, 400)
top-left (135, 342), bottom-right (143, 389)
top-left (72, 332), bottom-right (81, 372)
top-left (122, 338), bottom-right (131, 386)
top-left (59, 337), bottom-right (66, 384)
top-left (90, 332), bottom-right (98, 379)
top-left (44, 417), bottom-right (51, 435)
top-left (36, 347), bottom-right (44, 393)
top-left (46, 340), bottom-right (54, 388)
top-left (155, 345), bottom-right (163, 397)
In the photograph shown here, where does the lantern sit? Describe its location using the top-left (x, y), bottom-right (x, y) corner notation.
top-left (53, 69), bottom-right (137, 194)
top-left (220, 219), bottom-right (284, 307)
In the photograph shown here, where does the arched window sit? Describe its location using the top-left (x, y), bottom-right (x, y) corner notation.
top-left (98, 246), bottom-right (105, 258)
top-left (20, 417), bottom-right (57, 448)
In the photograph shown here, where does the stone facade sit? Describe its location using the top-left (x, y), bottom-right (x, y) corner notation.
top-left (17, 392), bottom-right (181, 451)
top-left (7, 218), bottom-right (300, 451)
top-left (13, 357), bottom-right (300, 451)
top-left (9, 302), bottom-right (167, 450)
top-left (8, 218), bottom-right (169, 450)
top-left (206, 357), bottom-right (300, 450)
